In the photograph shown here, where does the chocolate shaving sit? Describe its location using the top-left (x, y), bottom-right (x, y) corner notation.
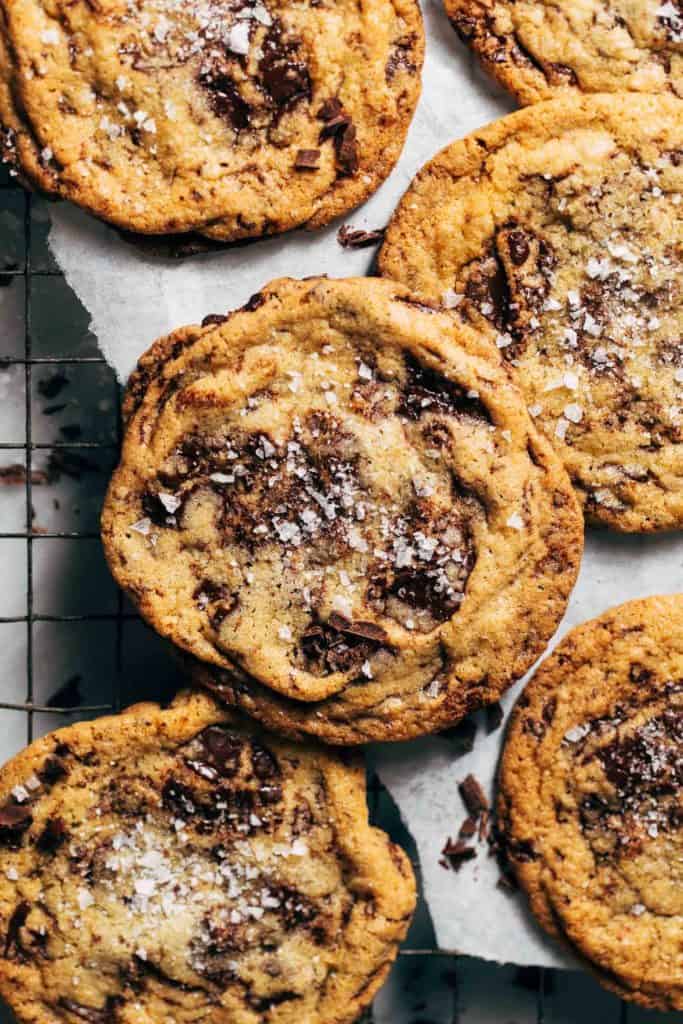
top-left (317, 99), bottom-right (359, 175)
top-left (459, 774), bottom-right (489, 817)
top-left (441, 838), bottom-right (477, 871)
top-left (327, 613), bottom-right (388, 644)
top-left (0, 464), bottom-right (48, 486)
top-left (458, 816), bottom-right (477, 839)
top-left (337, 225), bottom-right (385, 249)
top-left (294, 148), bottom-right (320, 170)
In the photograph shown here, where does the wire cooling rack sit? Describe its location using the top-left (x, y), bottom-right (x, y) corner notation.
top-left (0, 172), bottom-right (641, 1024)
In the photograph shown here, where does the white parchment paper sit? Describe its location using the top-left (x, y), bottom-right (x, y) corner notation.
top-left (45, 0), bottom-right (683, 972)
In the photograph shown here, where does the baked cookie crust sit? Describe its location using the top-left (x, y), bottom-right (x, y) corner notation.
top-left (379, 94), bottom-right (683, 531)
top-left (499, 595), bottom-right (683, 1011)
top-left (445, 0), bottom-right (683, 104)
top-left (0, 689), bottom-right (416, 1024)
top-left (0, 0), bottom-right (423, 239)
top-left (102, 276), bottom-right (583, 743)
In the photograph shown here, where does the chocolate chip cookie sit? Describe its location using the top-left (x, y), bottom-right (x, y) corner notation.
top-left (0, 689), bottom-right (415, 1024)
top-left (102, 276), bottom-right (582, 744)
top-left (379, 94), bottom-right (683, 531)
top-left (499, 595), bottom-right (683, 1010)
top-left (0, 0), bottom-right (423, 239)
top-left (446, 0), bottom-right (683, 104)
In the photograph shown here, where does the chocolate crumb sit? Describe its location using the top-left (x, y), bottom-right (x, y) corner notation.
top-left (337, 225), bottom-right (385, 249)
top-left (0, 465), bottom-right (48, 487)
top-left (441, 838), bottom-right (477, 871)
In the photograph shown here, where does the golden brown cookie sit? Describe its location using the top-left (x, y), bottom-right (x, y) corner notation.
top-left (0, 0), bottom-right (423, 239)
top-left (379, 94), bottom-right (683, 531)
top-left (445, 0), bottom-right (683, 104)
top-left (0, 689), bottom-right (416, 1024)
top-left (102, 276), bottom-right (583, 744)
top-left (499, 595), bottom-right (683, 1011)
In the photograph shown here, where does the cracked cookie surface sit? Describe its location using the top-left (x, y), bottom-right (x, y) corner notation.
top-left (0, 690), bottom-right (415, 1024)
top-left (499, 595), bottom-right (683, 1010)
top-left (0, 0), bottom-right (422, 239)
top-left (445, 0), bottom-right (683, 103)
top-left (102, 276), bottom-right (582, 744)
top-left (379, 94), bottom-right (683, 531)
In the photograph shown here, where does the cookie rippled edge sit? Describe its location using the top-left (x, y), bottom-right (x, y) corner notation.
top-left (102, 276), bottom-right (583, 743)
top-left (379, 94), bottom-right (683, 531)
top-left (0, 689), bottom-right (416, 1024)
top-left (499, 595), bottom-right (683, 1011)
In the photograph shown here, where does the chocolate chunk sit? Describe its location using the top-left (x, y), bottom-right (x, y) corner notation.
top-left (385, 34), bottom-right (418, 80)
top-left (317, 101), bottom-right (358, 175)
top-left (302, 615), bottom-right (387, 676)
top-left (541, 696), bottom-right (557, 725)
top-left (335, 123), bottom-right (358, 175)
top-left (389, 568), bottom-right (463, 620)
top-left (140, 490), bottom-right (181, 529)
top-left (39, 756), bottom-right (68, 786)
top-left (398, 353), bottom-right (492, 424)
top-left (317, 97), bottom-right (343, 122)
top-left (250, 739), bottom-right (280, 781)
top-left (259, 24), bottom-right (311, 108)
top-left (459, 774), bottom-right (488, 816)
top-left (506, 228), bottom-right (530, 266)
top-left (36, 817), bottom-right (67, 854)
top-left (198, 68), bottom-right (252, 130)
top-left (4, 902), bottom-right (29, 958)
top-left (485, 702), bottom-right (504, 733)
top-left (441, 838), bottom-right (477, 871)
top-left (337, 225), bottom-right (385, 249)
top-left (201, 314), bottom-right (229, 327)
top-left (162, 779), bottom-right (200, 821)
top-left (58, 998), bottom-right (119, 1023)
top-left (0, 802), bottom-right (32, 846)
top-left (190, 725), bottom-right (243, 778)
top-left (294, 149), bottom-right (320, 170)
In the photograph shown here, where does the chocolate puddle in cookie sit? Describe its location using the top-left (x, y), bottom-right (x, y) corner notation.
top-left (569, 699), bottom-right (683, 863)
top-left (4, 724), bottom-right (347, 1009)
top-left (454, 155), bottom-right (683, 513)
top-left (141, 403), bottom-right (482, 643)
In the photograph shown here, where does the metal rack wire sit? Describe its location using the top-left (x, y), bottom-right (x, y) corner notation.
top-left (0, 174), bottom-right (636, 1024)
